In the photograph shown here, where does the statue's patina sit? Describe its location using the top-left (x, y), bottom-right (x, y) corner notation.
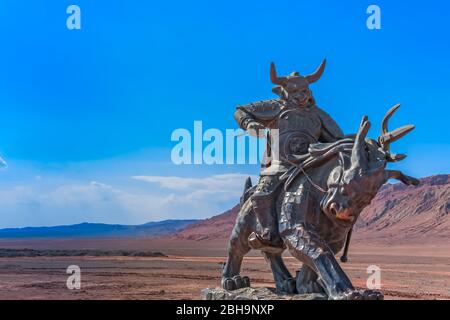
top-left (223, 61), bottom-right (419, 300)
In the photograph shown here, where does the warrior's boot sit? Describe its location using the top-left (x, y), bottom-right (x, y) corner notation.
top-left (249, 194), bottom-right (284, 250)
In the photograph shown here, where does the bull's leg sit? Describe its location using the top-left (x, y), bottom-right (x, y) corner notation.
top-left (282, 224), bottom-right (383, 300)
top-left (263, 252), bottom-right (296, 294)
top-left (296, 264), bottom-right (326, 295)
top-left (221, 200), bottom-right (255, 291)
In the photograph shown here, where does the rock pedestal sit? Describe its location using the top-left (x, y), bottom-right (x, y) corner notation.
top-left (201, 287), bottom-right (327, 300)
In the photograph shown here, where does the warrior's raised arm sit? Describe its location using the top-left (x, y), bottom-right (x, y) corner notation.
top-left (234, 99), bottom-right (282, 131)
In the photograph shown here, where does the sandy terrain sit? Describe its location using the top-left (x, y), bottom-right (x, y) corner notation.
top-left (0, 238), bottom-right (449, 300)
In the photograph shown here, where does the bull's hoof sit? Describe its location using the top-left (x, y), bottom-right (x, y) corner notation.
top-left (242, 276), bottom-right (251, 288)
top-left (221, 276), bottom-right (251, 291)
top-left (361, 289), bottom-right (384, 300)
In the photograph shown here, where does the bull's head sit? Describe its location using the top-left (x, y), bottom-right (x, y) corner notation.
top-left (322, 105), bottom-right (419, 227)
top-left (270, 60), bottom-right (326, 108)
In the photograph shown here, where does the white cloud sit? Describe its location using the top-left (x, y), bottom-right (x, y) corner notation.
top-left (0, 173), bottom-right (257, 228)
top-left (133, 173), bottom-right (256, 191)
top-left (132, 173), bottom-right (257, 212)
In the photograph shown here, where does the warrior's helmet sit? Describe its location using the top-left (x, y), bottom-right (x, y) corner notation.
top-left (270, 60), bottom-right (326, 106)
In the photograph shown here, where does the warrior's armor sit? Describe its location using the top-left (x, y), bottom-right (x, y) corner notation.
top-left (234, 60), bottom-right (344, 247)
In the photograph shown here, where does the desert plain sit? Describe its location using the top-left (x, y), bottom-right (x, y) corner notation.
top-left (0, 237), bottom-right (449, 300)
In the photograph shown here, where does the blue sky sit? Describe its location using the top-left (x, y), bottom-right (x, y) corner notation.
top-left (0, 0), bottom-right (449, 227)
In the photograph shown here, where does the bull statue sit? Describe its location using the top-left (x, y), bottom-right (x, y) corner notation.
top-left (222, 105), bottom-right (419, 300)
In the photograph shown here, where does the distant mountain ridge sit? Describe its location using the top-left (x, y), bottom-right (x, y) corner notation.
top-left (2, 174), bottom-right (448, 244)
top-left (0, 219), bottom-right (199, 238)
top-left (167, 205), bottom-right (240, 241)
top-left (353, 174), bottom-right (450, 243)
top-left (168, 174), bottom-right (450, 244)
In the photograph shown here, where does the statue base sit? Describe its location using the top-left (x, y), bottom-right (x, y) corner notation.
top-left (201, 287), bottom-right (327, 300)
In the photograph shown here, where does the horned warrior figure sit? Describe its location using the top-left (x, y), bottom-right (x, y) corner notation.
top-left (234, 60), bottom-right (344, 248)
top-left (224, 102), bottom-right (418, 299)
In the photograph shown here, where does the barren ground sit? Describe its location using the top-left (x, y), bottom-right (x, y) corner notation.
top-left (0, 238), bottom-right (449, 300)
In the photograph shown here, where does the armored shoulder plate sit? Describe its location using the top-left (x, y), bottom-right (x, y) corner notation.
top-left (237, 99), bottom-right (283, 121)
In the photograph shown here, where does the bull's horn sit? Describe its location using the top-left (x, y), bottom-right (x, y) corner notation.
top-left (305, 59), bottom-right (326, 84)
top-left (270, 62), bottom-right (287, 86)
top-left (379, 124), bottom-right (415, 151)
top-left (381, 103), bottom-right (401, 135)
top-left (351, 116), bottom-right (371, 170)
top-left (386, 153), bottom-right (407, 162)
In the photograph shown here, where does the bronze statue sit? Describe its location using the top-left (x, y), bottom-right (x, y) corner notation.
top-left (234, 60), bottom-right (344, 248)
top-left (224, 61), bottom-right (419, 300)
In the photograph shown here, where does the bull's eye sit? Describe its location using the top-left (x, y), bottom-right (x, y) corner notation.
top-left (333, 171), bottom-right (340, 180)
top-left (328, 167), bottom-right (343, 188)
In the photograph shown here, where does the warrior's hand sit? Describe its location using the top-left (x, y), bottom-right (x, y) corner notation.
top-left (246, 121), bottom-right (266, 137)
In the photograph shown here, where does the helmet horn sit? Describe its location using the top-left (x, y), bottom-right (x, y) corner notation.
top-left (270, 62), bottom-right (287, 86)
top-left (304, 59), bottom-right (326, 84)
